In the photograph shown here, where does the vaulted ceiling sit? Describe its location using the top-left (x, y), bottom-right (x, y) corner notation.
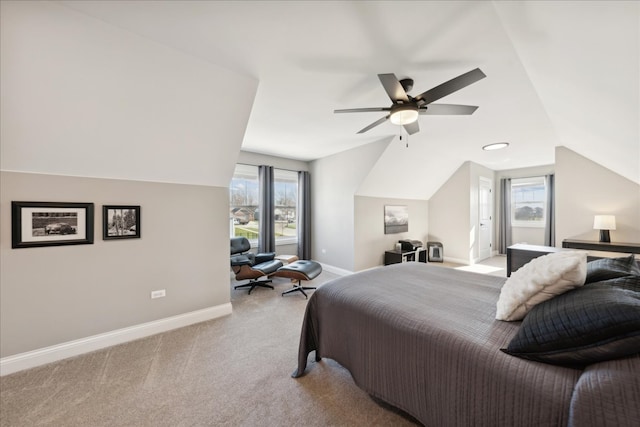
top-left (60, 1), bottom-right (639, 199)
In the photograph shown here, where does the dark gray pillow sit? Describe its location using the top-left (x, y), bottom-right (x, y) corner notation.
top-left (585, 255), bottom-right (640, 284)
top-left (502, 279), bottom-right (640, 368)
top-left (599, 275), bottom-right (640, 292)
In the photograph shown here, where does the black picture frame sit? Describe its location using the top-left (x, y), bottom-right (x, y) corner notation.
top-left (384, 205), bottom-right (409, 234)
top-left (11, 201), bottom-right (95, 249)
top-left (103, 205), bottom-right (141, 240)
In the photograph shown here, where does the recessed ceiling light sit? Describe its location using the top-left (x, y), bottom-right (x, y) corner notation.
top-left (482, 142), bottom-right (509, 151)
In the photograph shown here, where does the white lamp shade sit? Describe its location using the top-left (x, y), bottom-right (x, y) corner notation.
top-left (593, 215), bottom-right (616, 230)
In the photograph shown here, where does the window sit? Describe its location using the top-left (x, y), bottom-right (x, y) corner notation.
top-left (274, 169), bottom-right (298, 244)
top-left (229, 165), bottom-right (298, 245)
top-left (511, 176), bottom-right (546, 228)
top-left (229, 164), bottom-right (259, 241)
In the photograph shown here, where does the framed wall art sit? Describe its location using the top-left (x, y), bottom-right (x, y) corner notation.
top-left (11, 201), bottom-right (94, 249)
top-left (384, 205), bottom-right (408, 234)
top-left (103, 205), bottom-right (141, 240)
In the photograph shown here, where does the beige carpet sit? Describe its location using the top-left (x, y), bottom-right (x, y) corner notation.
top-left (1, 270), bottom-right (421, 426)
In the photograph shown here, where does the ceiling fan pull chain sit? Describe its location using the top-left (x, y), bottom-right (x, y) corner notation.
top-left (399, 129), bottom-right (409, 148)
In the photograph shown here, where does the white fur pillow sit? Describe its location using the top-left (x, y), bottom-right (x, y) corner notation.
top-left (496, 251), bottom-right (587, 321)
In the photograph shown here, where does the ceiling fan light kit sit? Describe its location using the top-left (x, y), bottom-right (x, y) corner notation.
top-left (335, 68), bottom-right (486, 135)
top-left (390, 105), bottom-right (419, 125)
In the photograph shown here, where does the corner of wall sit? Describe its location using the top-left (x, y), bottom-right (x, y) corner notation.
top-left (555, 146), bottom-right (640, 243)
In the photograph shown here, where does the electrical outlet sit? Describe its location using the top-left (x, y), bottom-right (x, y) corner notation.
top-left (151, 289), bottom-right (166, 299)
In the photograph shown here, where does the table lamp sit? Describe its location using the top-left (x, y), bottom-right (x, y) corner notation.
top-left (593, 215), bottom-right (616, 243)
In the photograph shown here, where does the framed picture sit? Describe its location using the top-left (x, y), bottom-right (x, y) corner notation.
top-left (103, 205), bottom-right (141, 240)
top-left (11, 201), bottom-right (94, 249)
top-left (384, 205), bottom-right (408, 234)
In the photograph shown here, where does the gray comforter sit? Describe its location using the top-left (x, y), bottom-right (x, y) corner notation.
top-left (293, 262), bottom-right (639, 427)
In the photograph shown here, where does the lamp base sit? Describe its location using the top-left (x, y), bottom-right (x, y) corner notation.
top-left (599, 229), bottom-right (611, 243)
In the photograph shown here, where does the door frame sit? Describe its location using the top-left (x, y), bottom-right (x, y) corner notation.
top-left (478, 176), bottom-right (493, 261)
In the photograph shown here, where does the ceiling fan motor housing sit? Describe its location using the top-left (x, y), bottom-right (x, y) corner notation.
top-left (399, 78), bottom-right (414, 93)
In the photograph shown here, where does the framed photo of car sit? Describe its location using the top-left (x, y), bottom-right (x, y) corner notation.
top-left (103, 205), bottom-right (140, 240)
top-left (11, 201), bottom-right (95, 249)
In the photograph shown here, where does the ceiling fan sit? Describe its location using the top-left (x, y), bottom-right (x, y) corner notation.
top-left (334, 68), bottom-right (486, 135)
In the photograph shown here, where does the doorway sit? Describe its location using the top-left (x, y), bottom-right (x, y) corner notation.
top-left (478, 177), bottom-right (493, 261)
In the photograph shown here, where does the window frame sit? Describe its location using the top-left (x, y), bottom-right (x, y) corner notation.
top-left (229, 164), bottom-right (299, 247)
top-left (510, 176), bottom-right (547, 228)
top-left (229, 164), bottom-right (259, 246)
top-left (273, 168), bottom-right (299, 246)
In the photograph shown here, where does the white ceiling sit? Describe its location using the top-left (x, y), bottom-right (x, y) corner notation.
top-left (58, 0), bottom-right (639, 198)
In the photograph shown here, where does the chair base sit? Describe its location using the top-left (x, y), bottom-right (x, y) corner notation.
top-left (234, 279), bottom-right (274, 295)
top-left (281, 284), bottom-right (316, 299)
top-left (272, 260), bottom-right (323, 299)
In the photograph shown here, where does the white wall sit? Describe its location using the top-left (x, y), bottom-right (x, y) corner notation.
top-left (236, 151), bottom-right (309, 173)
top-left (0, 1), bottom-right (256, 186)
top-left (555, 146), bottom-right (640, 243)
top-left (428, 161), bottom-right (495, 264)
top-left (310, 139), bottom-right (391, 271)
top-left (0, 2), bottom-right (256, 361)
top-left (428, 162), bottom-right (471, 264)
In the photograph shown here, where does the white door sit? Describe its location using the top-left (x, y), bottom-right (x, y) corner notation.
top-left (478, 177), bottom-right (493, 261)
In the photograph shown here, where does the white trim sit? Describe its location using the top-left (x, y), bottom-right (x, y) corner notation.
top-left (0, 303), bottom-right (232, 376)
top-left (319, 262), bottom-right (353, 276)
top-left (443, 256), bottom-right (471, 265)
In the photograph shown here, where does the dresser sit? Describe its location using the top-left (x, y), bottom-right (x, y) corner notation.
top-left (506, 242), bottom-right (640, 277)
top-left (561, 239), bottom-right (640, 254)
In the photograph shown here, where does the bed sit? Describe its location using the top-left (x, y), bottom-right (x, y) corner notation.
top-left (293, 262), bottom-right (640, 427)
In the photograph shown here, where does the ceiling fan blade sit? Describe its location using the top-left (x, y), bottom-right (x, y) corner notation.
top-left (419, 104), bottom-right (479, 115)
top-left (378, 73), bottom-right (410, 103)
top-left (403, 121), bottom-right (420, 135)
top-left (414, 68), bottom-right (486, 105)
top-left (334, 107), bottom-right (391, 113)
top-left (357, 115), bottom-right (390, 134)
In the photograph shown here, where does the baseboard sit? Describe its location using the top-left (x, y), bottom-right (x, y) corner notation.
top-left (0, 303), bottom-right (232, 376)
top-left (443, 256), bottom-right (470, 265)
top-left (319, 262), bottom-right (353, 276)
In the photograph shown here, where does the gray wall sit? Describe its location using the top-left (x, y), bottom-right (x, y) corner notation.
top-left (555, 146), bottom-right (640, 243)
top-left (0, 172), bottom-right (231, 357)
top-left (354, 196), bottom-right (429, 271)
top-left (1, 2), bottom-right (256, 358)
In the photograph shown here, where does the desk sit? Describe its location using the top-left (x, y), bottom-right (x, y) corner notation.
top-left (384, 248), bottom-right (427, 265)
top-left (562, 239), bottom-right (640, 254)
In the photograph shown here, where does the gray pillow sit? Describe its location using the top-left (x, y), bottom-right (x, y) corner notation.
top-left (502, 278), bottom-right (640, 368)
top-left (585, 255), bottom-right (640, 284)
